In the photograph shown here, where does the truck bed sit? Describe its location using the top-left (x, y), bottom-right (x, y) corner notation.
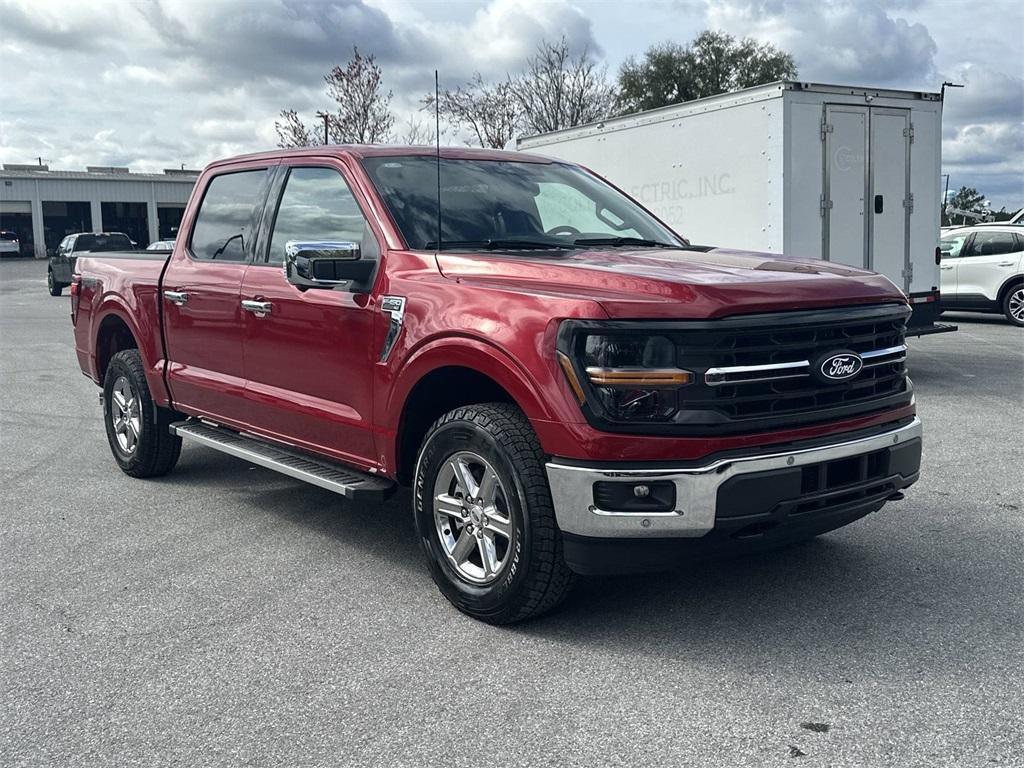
top-left (72, 250), bottom-right (172, 406)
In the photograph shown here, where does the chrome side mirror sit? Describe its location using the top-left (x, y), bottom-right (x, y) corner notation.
top-left (284, 240), bottom-right (374, 291)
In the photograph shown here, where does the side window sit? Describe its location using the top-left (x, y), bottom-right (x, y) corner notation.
top-left (189, 169), bottom-right (269, 262)
top-left (534, 182), bottom-right (642, 238)
top-left (963, 231), bottom-right (1018, 258)
top-left (940, 233), bottom-right (969, 259)
top-left (267, 167), bottom-right (378, 266)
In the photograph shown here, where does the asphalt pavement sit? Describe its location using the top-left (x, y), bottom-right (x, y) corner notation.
top-left (1, 256), bottom-right (1021, 767)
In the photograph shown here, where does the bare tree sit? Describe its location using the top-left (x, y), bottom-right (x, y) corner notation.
top-left (509, 38), bottom-right (616, 135)
top-left (274, 109), bottom-right (322, 148)
top-left (275, 47), bottom-right (394, 147)
top-left (323, 48), bottom-right (394, 144)
top-left (426, 74), bottom-right (522, 149)
top-left (395, 113), bottom-right (436, 145)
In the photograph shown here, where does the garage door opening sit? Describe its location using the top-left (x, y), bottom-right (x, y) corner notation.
top-left (157, 205), bottom-right (186, 240)
top-left (101, 202), bottom-right (149, 248)
top-left (42, 201), bottom-right (92, 254)
top-left (0, 201), bottom-right (33, 256)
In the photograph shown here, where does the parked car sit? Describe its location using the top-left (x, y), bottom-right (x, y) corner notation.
top-left (146, 240), bottom-right (176, 251)
top-left (48, 232), bottom-right (134, 296)
top-left (70, 146), bottom-right (922, 623)
top-left (939, 226), bottom-right (1024, 326)
top-left (0, 230), bottom-right (21, 257)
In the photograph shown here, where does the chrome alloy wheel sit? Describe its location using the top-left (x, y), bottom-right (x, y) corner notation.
top-left (1009, 287), bottom-right (1024, 324)
top-left (433, 451), bottom-right (516, 585)
top-left (110, 375), bottom-right (142, 454)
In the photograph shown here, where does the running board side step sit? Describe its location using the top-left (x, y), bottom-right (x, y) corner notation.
top-left (170, 421), bottom-right (395, 502)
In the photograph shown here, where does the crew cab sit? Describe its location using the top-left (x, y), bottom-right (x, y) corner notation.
top-left (70, 146), bottom-right (922, 623)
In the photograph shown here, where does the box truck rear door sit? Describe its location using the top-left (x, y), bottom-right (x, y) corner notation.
top-left (823, 105), bottom-right (869, 269)
top-left (869, 108), bottom-right (912, 289)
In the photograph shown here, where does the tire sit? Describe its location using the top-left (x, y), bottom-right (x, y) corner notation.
top-left (102, 349), bottom-right (182, 478)
top-left (1002, 283), bottom-right (1024, 327)
top-left (47, 269), bottom-right (63, 296)
top-left (413, 403), bottom-right (575, 624)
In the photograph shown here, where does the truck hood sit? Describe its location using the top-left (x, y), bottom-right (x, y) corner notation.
top-left (436, 246), bottom-right (906, 319)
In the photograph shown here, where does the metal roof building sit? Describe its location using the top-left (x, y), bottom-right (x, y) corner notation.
top-left (0, 164), bottom-right (200, 257)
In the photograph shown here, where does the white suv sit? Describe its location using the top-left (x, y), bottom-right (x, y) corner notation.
top-left (940, 225), bottom-right (1024, 327)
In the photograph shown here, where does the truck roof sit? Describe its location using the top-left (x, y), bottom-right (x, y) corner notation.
top-left (208, 144), bottom-right (555, 171)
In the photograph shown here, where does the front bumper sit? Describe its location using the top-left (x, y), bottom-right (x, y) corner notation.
top-left (546, 418), bottom-right (922, 572)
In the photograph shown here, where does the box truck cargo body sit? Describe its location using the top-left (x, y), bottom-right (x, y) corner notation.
top-left (517, 81), bottom-right (951, 334)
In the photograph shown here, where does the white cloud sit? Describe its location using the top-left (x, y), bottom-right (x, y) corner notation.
top-left (0, 0), bottom-right (1020, 209)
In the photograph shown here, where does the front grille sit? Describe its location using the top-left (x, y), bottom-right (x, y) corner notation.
top-left (676, 305), bottom-right (909, 425)
top-left (561, 304), bottom-right (913, 435)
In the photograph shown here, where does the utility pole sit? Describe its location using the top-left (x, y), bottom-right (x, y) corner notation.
top-left (316, 111), bottom-right (331, 145)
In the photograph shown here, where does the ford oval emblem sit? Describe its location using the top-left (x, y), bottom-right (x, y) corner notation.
top-left (815, 351), bottom-right (864, 383)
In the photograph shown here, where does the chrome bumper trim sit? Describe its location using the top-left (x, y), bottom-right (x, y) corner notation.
top-left (545, 417), bottom-right (922, 539)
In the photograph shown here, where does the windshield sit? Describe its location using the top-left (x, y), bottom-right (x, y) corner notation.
top-left (360, 156), bottom-right (683, 251)
top-left (74, 233), bottom-right (133, 252)
top-left (0, 231), bottom-right (17, 241)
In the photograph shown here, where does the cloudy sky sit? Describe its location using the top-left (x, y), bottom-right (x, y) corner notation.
top-left (1, 0), bottom-right (1022, 209)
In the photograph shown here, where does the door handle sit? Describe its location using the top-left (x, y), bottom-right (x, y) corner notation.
top-left (998, 261), bottom-right (1015, 267)
top-left (241, 299), bottom-right (273, 317)
top-left (874, 194), bottom-right (884, 214)
top-left (164, 290), bottom-right (189, 305)
top-left (939, 265), bottom-right (954, 270)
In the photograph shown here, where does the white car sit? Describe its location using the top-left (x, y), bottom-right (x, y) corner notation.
top-left (0, 230), bottom-right (20, 256)
top-left (940, 225), bottom-right (1024, 326)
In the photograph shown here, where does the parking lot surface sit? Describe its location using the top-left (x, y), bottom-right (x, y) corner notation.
top-left (1, 256), bottom-right (1021, 767)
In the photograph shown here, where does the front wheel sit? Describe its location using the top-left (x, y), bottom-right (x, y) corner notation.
top-left (102, 349), bottom-right (182, 477)
top-left (47, 269), bottom-right (62, 296)
top-left (413, 403), bottom-right (575, 624)
top-left (1003, 284), bottom-right (1024, 327)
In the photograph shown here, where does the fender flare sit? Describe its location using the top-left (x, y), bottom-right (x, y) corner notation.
top-left (385, 335), bottom-right (554, 428)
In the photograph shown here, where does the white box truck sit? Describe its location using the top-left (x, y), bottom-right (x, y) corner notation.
top-left (517, 81), bottom-right (955, 335)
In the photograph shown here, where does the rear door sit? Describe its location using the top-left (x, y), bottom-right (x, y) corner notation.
top-left (869, 108), bottom-right (911, 287)
top-left (238, 160), bottom-right (381, 467)
top-left (822, 105), bottom-right (912, 288)
top-left (823, 105), bottom-right (869, 269)
top-left (162, 165), bottom-right (273, 423)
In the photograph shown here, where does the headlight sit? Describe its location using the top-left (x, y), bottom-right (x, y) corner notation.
top-left (560, 332), bottom-right (692, 422)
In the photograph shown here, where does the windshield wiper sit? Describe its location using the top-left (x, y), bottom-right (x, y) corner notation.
top-left (426, 238), bottom-right (570, 251)
top-left (572, 236), bottom-right (680, 249)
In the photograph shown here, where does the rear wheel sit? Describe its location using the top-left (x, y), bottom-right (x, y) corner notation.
top-left (1003, 284), bottom-right (1024, 327)
top-left (102, 349), bottom-right (182, 477)
top-left (47, 269), bottom-right (62, 296)
top-left (413, 403), bottom-right (575, 624)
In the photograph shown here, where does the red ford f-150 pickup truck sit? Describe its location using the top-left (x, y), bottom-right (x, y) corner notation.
top-left (71, 146), bottom-right (921, 623)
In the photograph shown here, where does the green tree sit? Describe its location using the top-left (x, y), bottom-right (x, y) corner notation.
top-left (942, 186), bottom-right (989, 225)
top-left (616, 31), bottom-right (797, 114)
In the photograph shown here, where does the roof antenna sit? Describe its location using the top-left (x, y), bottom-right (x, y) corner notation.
top-left (435, 70), bottom-right (443, 253)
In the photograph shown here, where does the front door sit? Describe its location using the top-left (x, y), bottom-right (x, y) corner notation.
top-left (239, 163), bottom-right (381, 468)
top-left (162, 166), bottom-right (272, 423)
